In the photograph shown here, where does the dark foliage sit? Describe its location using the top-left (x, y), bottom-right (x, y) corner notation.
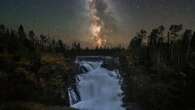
top-left (0, 24), bottom-right (194, 110)
top-left (121, 25), bottom-right (195, 110)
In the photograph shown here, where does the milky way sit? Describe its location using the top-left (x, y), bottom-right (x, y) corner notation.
top-left (87, 0), bottom-right (116, 48)
top-left (88, 0), bottom-right (106, 47)
top-left (0, 0), bottom-right (195, 47)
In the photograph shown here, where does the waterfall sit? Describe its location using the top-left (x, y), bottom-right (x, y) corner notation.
top-left (68, 56), bottom-right (124, 110)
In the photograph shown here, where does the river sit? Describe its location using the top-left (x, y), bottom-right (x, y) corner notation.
top-left (68, 56), bottom-right (124, 110)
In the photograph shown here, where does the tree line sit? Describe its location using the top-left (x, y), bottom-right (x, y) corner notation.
top-left (0, 24), bottom-right (125, 58)
top-left (122, 24), bottom-right (195, 110)
top-left (0, 24), bottom-right (70, 55)
top-left (128, 24), bottom-right (195, 69)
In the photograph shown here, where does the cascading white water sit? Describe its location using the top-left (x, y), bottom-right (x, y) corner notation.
top-left (68, 57), bottom-right (124, 110)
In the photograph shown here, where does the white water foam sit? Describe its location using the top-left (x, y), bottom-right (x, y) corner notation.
top-left (69, 60), bottom-right (124, 110)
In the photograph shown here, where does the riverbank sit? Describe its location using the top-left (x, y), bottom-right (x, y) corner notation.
top-left (0, 53), bottom-right (75, 110)
top-left (0, 101), bottom-right (76, 110)
top-left (119, 52), bottom-right (195, 110)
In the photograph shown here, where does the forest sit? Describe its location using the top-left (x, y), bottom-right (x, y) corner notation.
top-left (0, 24), bottom-right (194, 110)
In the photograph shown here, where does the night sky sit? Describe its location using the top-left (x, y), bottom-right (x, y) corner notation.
top-left (0, 0), bottom-right (195, 47)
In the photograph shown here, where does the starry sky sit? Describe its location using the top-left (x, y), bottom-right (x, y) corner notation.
top-left (0, 0), bottom-right (195, 47)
